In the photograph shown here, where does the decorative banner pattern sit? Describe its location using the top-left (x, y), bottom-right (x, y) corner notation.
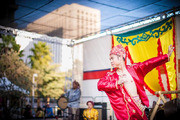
top-left (113, 17), bottom-right (177, 99)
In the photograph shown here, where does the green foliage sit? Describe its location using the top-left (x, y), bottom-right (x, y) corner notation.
top-left (28, 41), bottom-right (52, 70)
top-left (0, 35), bottom-right (33, 119)
top-left (29, 41), bottom-right (66, 98)
top-left (0, 50), bottom-right (33, 93)
top-left (40, 65), bottom-right (66, 98)
top-left (0, 34), bottom-right (24, 57)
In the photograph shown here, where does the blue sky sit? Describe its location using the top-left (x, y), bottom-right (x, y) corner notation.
top-left (14, 0), bottom-right (180, 31)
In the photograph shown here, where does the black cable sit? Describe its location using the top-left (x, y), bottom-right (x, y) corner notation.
top-left (75, 7), bottom-right (180, 39)
top-left (87, 0), bottom-right (163, 12)
top-left (101, 14), bottom-right (139, 22)
top-left (15, 3), bottom-right (99, 25)
top-left (9, 0), bottom-right (54, 23)
top-left (8, 1), bottom-right (180, 39)
top-left (87, 0), bottom-right (130, 11)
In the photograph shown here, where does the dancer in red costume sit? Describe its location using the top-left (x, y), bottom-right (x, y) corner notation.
top-left (97, 44), bottom-right (174, 120)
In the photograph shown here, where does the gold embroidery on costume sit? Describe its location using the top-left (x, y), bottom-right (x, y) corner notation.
top-left (121, 84), bottom-right (130, 120)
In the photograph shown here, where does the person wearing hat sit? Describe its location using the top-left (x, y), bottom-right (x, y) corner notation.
top-left (83, 101), bottom-right (98, 120)
top-left (63, 80), bottom-right (81, 120)
top-left (97, 44), bottom-right (174, 120)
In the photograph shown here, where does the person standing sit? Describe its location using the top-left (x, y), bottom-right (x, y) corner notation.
top-left (83, 101), bottom-right (98, 120)
top-left (23, 104), bottom-right (33, 119)
top-left (46, 103), bottom-right (54, 117)
top-left (97, 44), bottom-right (174, 120)
top-left (35, 106), bottom-right (44, 117)
top-left (64, 80), bottom-right (81, 120)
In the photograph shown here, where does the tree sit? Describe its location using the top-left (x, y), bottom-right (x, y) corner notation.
top-left (40, 65), bottom-right (66, 98)
top-left (0, 34), bottom-right (32, 92)
top-left (0, 34), bottom-right (33, 119)
top-left (0, 50), bottom-right (32, 92)
top-left (0, 34), bottom-right (24, 57)
top-left (29, 41), bottom-right (66, 98)
top-left (28, 41), bottom-right (52, 71)
top-left (0, 50), bottom-right (33, 120)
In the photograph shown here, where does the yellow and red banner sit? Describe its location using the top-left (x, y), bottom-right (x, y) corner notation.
top-left (113, 17), bottom-right (177, 99)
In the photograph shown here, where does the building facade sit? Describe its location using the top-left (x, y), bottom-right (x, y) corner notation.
top-left (26, 3), bottom-right (101, 39)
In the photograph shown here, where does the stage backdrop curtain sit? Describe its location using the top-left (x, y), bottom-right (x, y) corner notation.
top-left (113, 17), bottom-right (177, 99)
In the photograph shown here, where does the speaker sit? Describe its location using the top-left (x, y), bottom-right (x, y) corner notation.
top-left (96, 108), bottom-right (102, 120)
top-left (164, 98), bottom-right (180, 120)
top-left (94, 102), bottom-right (107, 120)
top-left (79, 108), bottom-right (85, 120)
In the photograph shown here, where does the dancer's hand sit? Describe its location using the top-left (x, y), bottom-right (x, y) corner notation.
top-left (117, 74), bottom-right (127, 85)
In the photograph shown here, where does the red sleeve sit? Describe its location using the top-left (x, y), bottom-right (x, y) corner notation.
top-left (97, 72), bottom-right (117, 92)
top-left (138, 54), bottom-right (169, 78)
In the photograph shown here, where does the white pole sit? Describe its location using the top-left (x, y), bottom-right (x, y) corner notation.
top-left (32, 74), bottom-right (38, 109)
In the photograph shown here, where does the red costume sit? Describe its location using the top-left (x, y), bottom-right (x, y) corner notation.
top-left (97, 54), bottom-right (169, 120)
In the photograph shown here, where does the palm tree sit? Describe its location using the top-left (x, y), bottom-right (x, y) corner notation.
top-left (28, 41), bottom-right (52, 70)
top-left (28, 41), bottom-right (66, 99)
top-left (0, 34), bottom-right (24, 57)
